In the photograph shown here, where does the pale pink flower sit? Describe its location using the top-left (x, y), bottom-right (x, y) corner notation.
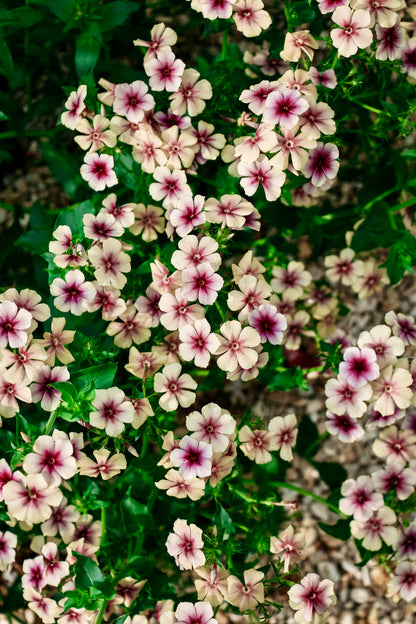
top-left (162, 125), bottom-right (198, 169)
top-left (2, 335), bottom-right (47, 383)
top-left (326, 411), bottom-right (364, 442)
top-left (87, 283), bottom-right (126, 321)
top-left (0, 378), bottom-right (32, 416)
top-left (125, 348), bottom-right (165, 380)
top-left (288, 573), bottom-right (335, 623)
top-left (144, 49), bottom-right (185, 92)
top-left (270, 525), bottom-right (306, 573)
top-left (240, 80), bottom-right (278, 116)
top-left (280, 30), bottom-right (318, 62)
top-left (50, 270), bottom-right (95, 316)
top-left (149, 167), bottom-right (191, 208)
top-left (186, 403), bottom-right (236, 452)
top-left (299, 100), bottom-right (336, 140)
top-left (351, 0), bottom-right (402, 28)
top-left (226, 569), bottom-right (265, 611)
top-left (171, 235), bottom-right (221, 271)
top-left (244, 48), bottom-right (288, 76)
top-left (317, 0), bottom-right (349, 13)
top-left (389, 561), bottom-right (416, 601)
top-left (228, 275), bottom-right (272, 321)
top-left (170, 435), bottom-right (212, 479)
top-left (372, 425), bottom-right (416, 467)
top-left (130, 203), bottom-right (165, 241)
top-left (113, 81), bottom-right (155, 123)
top-left (155, 469), bottom-right (205, 501)
top-left (88, 238), bottom-right (131, 290)
top-left (0, 300), bottom-right (32, 348)
top-left (309, 67), bottom-right (337, 89)
top-left (191, 121), bottom-right (226, 162)
top-left (154, 363), bottom-right (197, 411)
top-left (330, 7), bottom-right (373, 57)
top-left (181, 262), bottom-right (224, 306)
top-left (268, 413), bottom-right (298, 461)
top-left (30, 365), bottom-right (70, 411)
top-left (395, 524), bottom-right (416, 560)
top-left (278, 69), bottom-right (317, 99)
top-left (233, 0), bottom-right (272, 37)
top-left (303, 142), bottom-right (339, 187)
top-left (106, 305), bottom-right (151, 348)
top-left (194, 567), bottom-right (229, 607)
top-left (23, 434), bottom-right (77, 485)
top-left (357, 324), bottom-right (404, 367)
top-left (61, 85), bottom-right (87, 130)
top-left (325, 375), bottom-right (372, 417)
top-left (133, 130), bottom-right (167, 173)
top-left (166, 519), bottom-right (205, 570)
top-left (74, 115), bottom-right (117, 152)
top-left (155, 108), bottom-right (192, 131)
top-left (372, 365), bottom-right (413, 416)
top-left (90, 387), bottom-right (134, 436)
top-left (0, 288), bottom-right (50, 323)
top-left (385, 311), bottom-right (416, 346)
top-left (40, 497), bottom-right (79, 542)
top-left (3, 474), bottom-right (63, 525)
top-left (324, 248), bottom-right (362, 286)
top-left (232, 250), bottom-right (266, 283)
top-left (170, 194), bottom-right (206, 237)
top-left (216, 321), bottom-right (260, 372)
top-left (159, 288), bottom-right (204, 331)
top-left (239, 426), bottom-right (273, 464)
top-left (339, 347), bottom-right (380, 388)
top-left (238, 156), bottom-right (285, 201)
top-left (351, 506), bottom-right (398, 551)
top-left (270, 126), bottom-right (316, 171)
top-left (248, 303), bottom-right (287, 344)
top-left (200, 0), bottom-right (233, 19)
top-left (41, 541), bottom-right (69, 587)
top-left (179, 319), bottom-right (220, 368)
top-left (24, 588), bottom-right (62, 623)
top-left (0, 460), bottom-right (22, 502)
top-left (0, 530), bottom-right (17, 570)
top-left (263, 88), bottom-right (309, 129)
top-left (83, 211), bottom-right (123, 242)
top-left (80, 152), bottom-right (118, 191)
top-left (133, 23), bottom-right (177, 60)
top-left (97, 77), bottom-right (116, 106)
top-left (234, 124), bottom-right (278, 164)
top-left (135, 286), bottom-right (162, 327)
top-left (154, 332), bottom-right (181, 363)
top-left (169, 68), bottom-right (212, 117)
top-left (375, 23), bottom-right (407, 61)
top-left (78, 448), bottom-right (127, 480)
top-left (204, 194), bottom-right (255, 230)
top-left (49, 225), bottom-right (87, 269)
top-left (339, 475), bottom-right (383, 521)
top-left (372, 463), bottom-right (416, 500)
top-left (271, 261), bottom-right (311, 299)
top-left (176, 602), bottom-right (217, 624)
top-left (352, 259), bottom-right (389, 299)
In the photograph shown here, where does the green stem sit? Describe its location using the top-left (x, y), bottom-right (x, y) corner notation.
top-left (273, 482), bottom-right (347, 517)
top-left (100, 505), bottom-right (106, 546)
top-left (221, 30), bottom-right (228, 61)
top-left (331, 52), bottom-right (338, 70)
top-left (94, 598), bottom-right (109, 624)
top-left (363, 187), bottom-right (398, 211)
top-left (44, 410), bottom-right (58, 435)
top-left (349, 98), bottom-right (384, 115)
top-left (140, 435), bottom-right (148, 460)
top-left (0, 129), bottom-right (58, 140)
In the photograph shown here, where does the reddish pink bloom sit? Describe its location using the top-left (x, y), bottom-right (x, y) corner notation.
top-left (330, 7), bottom-right (373, 57)
top-left (149, 167), bottom-right (191, 208)
top-left (22, 556), bottom-right (46, 592)
top-left (402, 37), bottom-right (416, 79)
top-left (144, 49), bottom-right (185, 92)
top-left (263, 88), bottom-right (309, 129)
top-left (395, 524), bottom-right (416, 560)
top-left (90, 387), bottom-right (134, 437)
top-left (179, 318), bottom-right (220, 368)
top-left (23, 434), bottom-right (77, 485)
top-left (325, 375), bottom-right (372, 417)
top-left (303, 142), bottom-right (339, 187)
top-left (175, 602), bottom-right (217, 624)
top-left (326, 411), bottom-right (364, 442)
top-left (80, 153), bottom-right (118, 191)
top-left (50, 269), bottom-right (95, 316)
top-left (170, 194), bottom-right (206, 237)
top-left (181, 262), bottom-right (224, 306)
top-left (0, 300), bottom-right (32, 348)
top-left (201, 0), bottom-right (233, 19)
top-left (339, 475), bottom-right (383, 521)
top-left (240, 80), bottom-right (278, 116)
top-left (113, 81), bottom-right (155, 123)
top-left (309, 67), bottom-right (337, 89)
top-left (0, 530), bottom-right (17, 570)
top-left (288, 573), bottom-right (335, 622)
top-left (170, 435), bottom-right (213, 479)
top-left (389, 562), bottom-right (416, 601)
top-left (83, 212), bottom-right (123, 241)
top-left (339, 346), bottom-right (380, 388)
top-left (317, 0), bottom-right (349, 13)
top-left (375, 23), bottom-right (406, 61)
top-left (30, 365), bottom-right (70, 411)
top-left (166, 519), bottom-right (205, 570)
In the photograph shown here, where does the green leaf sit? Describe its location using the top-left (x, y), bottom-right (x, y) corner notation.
top-left (351, 202), bottom-right (401, 253)
top-left (286, 1), bottom-right (316, 28)
top-left (267, 367), bottom-right (307, 392)
top-left (73, 552), bottom-right (115, 599)
top-left (402, 149), bottom-right (416, 159)
top-left (202, 17), bottom-right (234, 37)
top-left (0, 111), bottom-right (8, 120)
top-left (43, 0), bottom-right (76, 22)
top-left (0, 29), bottom-right (14, 81)
top-left (41, 141), bottom-right (81, 198)
top-left (311, 460), bottom-right (348, 489)
top-left (50, 381), bottom-right (78, 403)
top-left (318, 518), bottom-right (350, 541)
top-left (55, 200), bottom-right (95, 237)
top-left (71, 363), bottom-right (118, 391)
top-left (121, 497), bottom-right (152, 531)
top-left (380, 232), bottom-right (416, 285)
top-left (15, 202), bottom-right (54, 253)
top-left (75, 27), bottom-right (101, 78)
top-left (354, 538), bottom-right (379, 567)
top-left (214, 503), bottom-right (235, 540)
top-left (294, 414), bottom-right (319, 458)
top-left (98, 1), bottom-right (140, 32)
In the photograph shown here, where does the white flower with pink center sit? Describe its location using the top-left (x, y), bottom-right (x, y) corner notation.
top-left (90, 387), bottom-right (134, 437)
top-left (3, 473), bottom-right (63, 525)
top-left (83, 212), bottom-right (123, 241)
top-left (385, 311), bottom-right (416, 346)
top-left (270, 526), bottom-right (306, 574)
top-left (166, 518), bottom-right (205, 570)
top-left (204, 194), bottom-right (255, 230)
top-left (162, 125), bottom-right (198, 169)
top-left (0, 378), bottom-right (32, 417)
top-left (234, 124), bottom-right (278, 164)
top-left (88, 238), bottom-right (131, 290)
top-left (358, 324), bottom-right (404, 367)
top-left (351, 0), bottom-right (401, 28)
top-left (149, 167), bottom-right (191, 208)
top-left (330, 7), bottom-right (373, 57)
top-left (325, 375), bottom-right (372, 417)
top-left (200, 0), bottom-right (233, 19)
top-left (324, 248), bottom-right (362, 286)
top-left (80, 152), bottom-right (118, 191)
top-left (186, 403), bottom-right (236, 452)
top-left (101, 194), bottom-right (135, 228)
top-left (226, 568), bottom-right (265, 611)
top-left (317, 0), bottom-right (349, 14)
top-left (169, 68), bottom-right (213, 117)
top-left (0, 300), bottom-right (32, 348)
top-left (339, 475), bottom-right (383, 521)
top-left (351, 506), bottom-right (398, 551)
top-left (30, 365), bottom-right (70, 411)
top-left (303, 142), bottom-right (340, 187)
top-left (372, 365), bottom-right (413, 416)
top-left (239, 426), bottom-right (273, 464)
top-left (271, 260), bottom-right (311, 299)
top-left (372, 463), bottom-right (416, 501)
top-left (61, 85), bottom-right (87, 130)
top-left (175, 602), bottom-right (217, 624)
top-left (179, 319), bottom-right (220, 368)
top-left (170, 435), bottom-right (212, 479)
top-left (287, 573), bottom-right (335, 623)
top-left (155, 469), bottom-right (205, 501)
top-left (133, 130), bottom-right (167, 174)
top-left (389, 561), bottom-right (416, 601)
top-left (372, 425), bottom-right (416, 467)
top-left (23, 587), bottom-right (62, 623)
top-left (40, 496), bottom-right (79, 542)
top-left (113, 81), bottom-right (155, 123)
top-left (216, 320), bottom-right (260, 372)
top-left (50, 269), bottom-right (95, 316)
top-left (170, 194), bottom-right (206, 237)
top-left (233, 0), bottom-right (272, 38)
top-left (240, 80), bottom-right (278, 116)
top-left (181, 262), bottom-right (224, 306)
top-left (238, 156), bottom-right (285, 202)
top-left (159, 288), bottom-right (204, 331)
top-left (375, 23), bottom-right (407, 61)
top-left (309, 67), bottom-right (337, 89)
top-left (154, 363), bottom-right (197, 411)
top-left (248, 303), bottom-right (287, 344)
top-left (23, 434), bottom-right (77, 486)
top-left (299, 101), bottom-right (336, 140)
top-left (270, 126), bottom-right (316, 171)
top-left (339, 346), bottom-right (380, 388)
top-left (41, 541), bottom-right (69, 587)
top-left (133, 23), bottom-right (177, 60)
top-left (326, 411), bottom-right (364, 443)
top-left (0, 530), bottom-right (17, 570)
top-left (228, 275), bottom-right (272, 322)
top-left (263, 88), bottom-right (309, 128)
top-left (144, 49), bottom-right (185, 92)
top-left (172, 235), bottom-right (221, 272)
top-left (268, 413), bottom-right (298, 461)
top-left (22, 555), bottom-right (46, 592)
top-left (74, 115), bottom-right (117, 153)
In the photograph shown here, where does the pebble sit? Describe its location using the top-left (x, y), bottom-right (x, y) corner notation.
top-left (350, 587), bottom-right (372, 604)
top-left (340, 614), bottom-right (354, 624)
top-left (317, 560), bottom-right (341, 584)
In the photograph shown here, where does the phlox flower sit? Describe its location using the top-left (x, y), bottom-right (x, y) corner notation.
top-left (130, 203), bottom-right (165, 241)
top-left (194, 567), bottom-right (229, 607)
top-left (74, 115), bottom-right (116, 152)
top-left (112, 115), bottom-right (150, 144)
top-left (270, 525), bottom-right (306, 574)
top-left (389, 562), bottom-right (416, 602)
top-left (350, 506), bottom-right (398, 551)
top-left (155, 469), bottom-right (205, 501)
top-left (40, 496), bottom-right (79, 542)
top-left (24, 588), bottom-right (62, 624)
top-left (226, 344), bottom-right (267, 382)
top-left (0, 300), bottom-right (32, 348)
top-left (155, 108), bottom-right (192, 131)
top-left (83, 211), bottom-right (123, 241)
top-left (166, 519), bottom-right (205, 570)
top-left (263, 88), bottom-right (309, 129)
top-left (248, 303), bottom-right (287, 344)
top-left (351, 0), bottom-right (403, 28)
top-left (284, 311), bottom-right (312, 351)
top-left (234, 124), bottom-right (278, 164)
top-left (0, 460), bottom-right (23, 502)
top-left (200, 0), bottom-right (233, 19)
top-left (232, 250), bottom-right (266, 283)
top-left (0, 378), bottom-right (32, 418)
top-left (216, 320), bottom-right (260, 372)
top-left (186, 403), bottom-right (236, 452)
top-left (181, 262), bottom-right (224, 306)
top-left (191, 121), bottom-right (226, 162)
top-left (170, 435), bottom-right (212, 479)
top-left (357, 324), bottom-right (404, 367)
top-left (339, 347), bottom-right (380, 388)
top-left (268, 413), bottom-right (297, 461)
top-left (49, 225), bottom-right (87, 268)
top-left (169, 68), bottom-right (212, 117)
top-left (179, 319), bottom-right (220, 368)
top-left (171, 235), bottom-right (221, 271)
top-left (324, 248), bottom-right (362, 286)
top-left (87, 283), bottom-right (126, 321)
top-left (317, 0), bottom-right (349, 13)
top-left (106, 305), bottom-right (151, 348)
top-left (149, 167), bottom-right (191, 208)
top-left (238, 156), bottom-right (285, 201)
top-left (159, 288), bottom-right (204, 331)
top-left (2, 335), bottom-right (47, 383)
top-left (371, 365), bottom-right (413, 416)
top-left (325, 375), bottom-right (372, 417)
top-left (113, 81), bottom-right (155, 123)
top-left (23, 434), bottom-right (77, 486)
top-left (30, 365), bottom-right (70, 411)
top-left (299, 100), bottom-right (336, 140)
top-left (287, 573), bottom-right (335, 623)
top-left (41, 542), bottom-right (69, 587)
top-left (61, 85), bottom-right (87, 130)
top-left (97, 77), bottom-right (116, 106)
top-left (326, 411), bottom-right (364, 443)
top-left (125, 348), bottom-right (166, 380)
top-left (0, 288), bottom-right (50, 323)
top-left (80, 153), bottom-right (118, 191)
top-left (209, 444), bottom-right (236, 487)
top-left (204, 194), bottom-right (255, 230)
top-left (385, 311), bottom-right (416, 346)
top-left (339, 475), bottom-right (383, 521)
top-left (162, 125), bottom-right (198, 169)
top-left (280, 30), bottom-right (318, 62)
top-left (228, 275), bottom-right (272, 322)
top-left (144, 49), bottom-right (185, 92)
top-left (50, 270), bottom-right (95, 316)
top-left (133, 23), bottom-right (177, 60)
top-left (244, 48), bottom-right (288, 76)
top-left (278, 69), bottom-right (317, 99)
top-left (372, 425), bottom-right (416, 467)
top-left (239, 426), bottom-right (273, 464)
top-left (175, 603), bottom-right (217, 624)
top-left (271, 261), bottom-right (311, 299)
top-left (0, 530), bottom-right (17, 570)
top-left (309, 67), bottom-right (337, 89)
top-left (372, 463), bottom-right (416, 500)
top-left (130, 397), bottom-right (154, 429)
top-left (351, 259), bottom-right (388, 299)
top-left (330, 7), bottom-right (373, 57)
top-left (233, 0), bottom-right (272, 37)
top-left (154, 363), bottom-right (197, 411)
top-left (78, 448), bottom-right (127, 480)
top-left (270, 126), bottom-right (316, 171)
top-left (240, 80), bottom-right (279, 116)
top-left (170, 194), bottom-right (206, 237)
top-left (90, 387), bottom-right (134, 437)
top-left (3, 474), bottom-right (63, 525)
top-left (88, 238), bottom-right (131, 289)
top-left (226, 569), bottom-right (265, 611)
top-left (303, 142), bottom-right (340, 187)
top-left (375, 23), bottom-right (407, 61)
top-left (153, 331), bottom-right (181, 364)
top-left (395, 524), bottom-right (416, 560)
top-left (133, 129), bottom-right (167, 173)
top-left (135, 286), bottom-right (162, 327)
top-left (22, 556), bottom-right (46, 592)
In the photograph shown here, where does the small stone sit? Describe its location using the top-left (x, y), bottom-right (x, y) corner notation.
top-left (351, 587), bottom-right (372, 604)
top-left (340, 614), bottom-right (354, 624)
top-left (317, 560), bottom-right (341, 584)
